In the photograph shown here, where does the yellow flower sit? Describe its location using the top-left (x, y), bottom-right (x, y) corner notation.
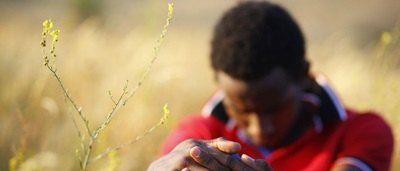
top-left (50, 29), bottom-right (61, 42)
top-left (381, 32), bottom-right (392, 46)
top-left (42, 19), bottom-right (54, 33)
top-left (161, 104), bottom-right (170, 124)
top-left (168, 3), bottom-right (174, 14)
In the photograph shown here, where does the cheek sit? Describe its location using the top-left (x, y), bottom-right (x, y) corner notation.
top-left (225, 108), bottom-right (249, 128)
top-left (273, 104), bottom-right (299, 133)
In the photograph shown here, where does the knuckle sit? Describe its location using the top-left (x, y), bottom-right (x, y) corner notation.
top-left (200, 151), bottom-right (230, 171)
top-left (185, 139), bottom-right (195, 144)
top-left (225, 155), bottom-right (247, 171)
top-left (182, 156), bottom-right (192, 166)
top-left (216, 137), bottom-right (225, 141)
top-left (185, 139), bottom-right (201, 146)
top-left (225, 155), bottom-right (235, 166)
top-left (201, 152), bottom-right (213, 164)
top-left (255, 160), bottom-right (271, 171)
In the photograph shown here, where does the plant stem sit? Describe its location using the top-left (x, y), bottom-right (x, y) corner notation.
top-left (81, 138), bottom-right (94, 171)
top-left (46, 65), bottom-right (93, 137)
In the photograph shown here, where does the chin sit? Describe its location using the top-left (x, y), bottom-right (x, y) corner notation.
top-left (261, 142), bottom-right (278, 149)
top-left (252, 138), bottom-right (278, 149)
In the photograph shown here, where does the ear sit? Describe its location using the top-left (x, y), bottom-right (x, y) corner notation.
top-left (300, 60), bottom-right (312, 88)
top-left (303, 60), bottom-right (310, 74)
top-left (302, 93), bottom-right (320, 117)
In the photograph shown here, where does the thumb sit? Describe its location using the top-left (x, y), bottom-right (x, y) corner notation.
top-left (241, 154), bottom-right (273, 171)
top-left (206, 137), bottom-right (242, 154)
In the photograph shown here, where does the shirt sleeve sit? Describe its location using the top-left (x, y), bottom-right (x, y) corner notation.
top-left (160, 115), bottom-right (225, 156)
top-left (337, 113), bottom-right (394, 171)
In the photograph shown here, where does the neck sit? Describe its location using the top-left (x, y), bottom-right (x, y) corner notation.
top-left (279, 104), bottom-right (314, 148)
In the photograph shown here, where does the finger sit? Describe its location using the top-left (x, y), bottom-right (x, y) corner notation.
top-left (190, 146), bottom-right (230, 171)
top-left (206, 137), bottom-right (242, 153)
top-left (182, 165), bottom-right (209, 171)
top-left (241, 154), bottom-right (273, 171)
top-left (180, 153), bottom-right (210, 171)
top-left (254, 159), bottom-right (272, 171)
top-left (206, 148), bottom-right (254, 171)
top-left (184, 161), bottom-right (210, 171)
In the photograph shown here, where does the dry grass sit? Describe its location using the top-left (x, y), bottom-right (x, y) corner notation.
top-left (0, 0), bottom-right (399, 170)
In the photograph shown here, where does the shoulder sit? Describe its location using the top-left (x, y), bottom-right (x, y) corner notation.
top-left (344, 110), bottom-right (393, 137)
top-left (342, 110), bottom-right (394, 151)
top-left (337, 110), bottom-right (394, 171)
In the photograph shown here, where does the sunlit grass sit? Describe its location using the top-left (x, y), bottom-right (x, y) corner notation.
top-left (0, 13), bottom-right (214, 171)
top-left (33, 3), bottom-right (173, 170)
top-left (310, 25), bottom-right (400, 170)
top-left (0, 2), bottom-right (399, 171)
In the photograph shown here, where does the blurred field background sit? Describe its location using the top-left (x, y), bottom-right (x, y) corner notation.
top-left (0, 0), bottom-right (399, 170)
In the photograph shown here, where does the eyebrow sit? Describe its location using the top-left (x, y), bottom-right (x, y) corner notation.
top-left (223, 98), bottom-right (249, 113)
top-left (225, 88), bottom-right (294, 114)
top-left (263, 89), bottom-right (294, 111)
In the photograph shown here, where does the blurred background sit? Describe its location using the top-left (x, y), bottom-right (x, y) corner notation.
top-left (0, 0), bottom-right (399, 170)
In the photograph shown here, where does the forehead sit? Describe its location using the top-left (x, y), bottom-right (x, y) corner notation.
top-left (216, 68), bottom-right (294, 103)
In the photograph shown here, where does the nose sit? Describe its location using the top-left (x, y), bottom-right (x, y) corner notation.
top-left (247, 113), bottom-right (275, 140)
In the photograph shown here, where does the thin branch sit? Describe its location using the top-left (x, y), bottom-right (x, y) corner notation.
top-left (41, 19), bottom-right (92, 138)
top-left (40, 3), bottom-right (174, 170)
top-left (69, 110), bottom-right (87, 155)
top-left (71, 115), bottom-right (85, 170)
top-left (108, 90), bottom-right (117, 105)
top-left (92, 81), bottom-right (129, 139)
top-left (81, 138), bottom-right (94, 171)
top-left (90, 104), bottom-right (170, 162)
top-left (92, 3), bottom-right (174, 141)
top-left (46, 65), bottom-right (93, 137)
top-left (125, 3), bottom-right (174, 102)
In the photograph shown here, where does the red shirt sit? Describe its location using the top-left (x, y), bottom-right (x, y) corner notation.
top-left (161, 76), bottom-right (394, 171)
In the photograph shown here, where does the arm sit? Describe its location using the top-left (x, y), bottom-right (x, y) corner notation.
top-left (331, 164), bottom-right (363, 171)
top-left (149, 116), bottom-right (271, 171)
top-left (332, 157), bottom-right (376, 171)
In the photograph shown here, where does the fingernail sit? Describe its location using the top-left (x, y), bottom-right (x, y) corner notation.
top-left (241, 154), bottom-right (255, 162)
top-left (191, 147), bottom-right (201, 158)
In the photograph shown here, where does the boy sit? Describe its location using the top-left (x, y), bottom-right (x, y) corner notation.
top-left (148, 1), bottom-right (394, 170)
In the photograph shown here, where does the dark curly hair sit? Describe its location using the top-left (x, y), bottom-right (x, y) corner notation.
top-left (211, 1), bottom-right (308, 82)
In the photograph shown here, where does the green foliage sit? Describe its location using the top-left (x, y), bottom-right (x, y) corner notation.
top-left (72, 0), bottom-right (103, 22)
top-left (9, 149), bottom-right (24, 171)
